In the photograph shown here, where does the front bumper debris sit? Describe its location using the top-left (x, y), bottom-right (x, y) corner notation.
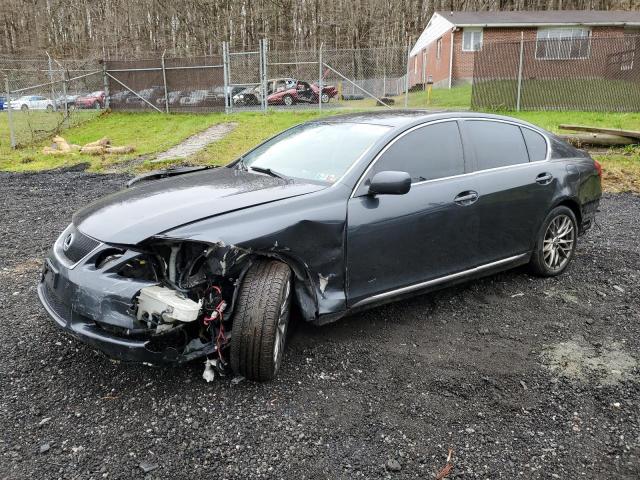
top-left (37, 248), bottom-right (214, 365)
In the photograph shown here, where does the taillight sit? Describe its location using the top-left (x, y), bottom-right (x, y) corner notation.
top-left (593, 159), bottom-right (602, 178)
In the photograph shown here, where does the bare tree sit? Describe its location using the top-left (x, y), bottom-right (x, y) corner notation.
top-left (0, 0), bottom-right (637, 58)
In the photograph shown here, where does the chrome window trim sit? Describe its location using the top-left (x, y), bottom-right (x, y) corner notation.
top-left (351, 253), bottom-right (529, 309)
top-left (349, 117), bottom-right (551, 198)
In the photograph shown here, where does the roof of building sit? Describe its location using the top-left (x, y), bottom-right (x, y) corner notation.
top-left (438, 10), bottom-right (640, 26)
top-left (411, 10), bottom-right (640, 56)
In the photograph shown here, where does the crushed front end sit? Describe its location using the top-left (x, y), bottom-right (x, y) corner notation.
top-left (38, 224), bottom-right (246, 368)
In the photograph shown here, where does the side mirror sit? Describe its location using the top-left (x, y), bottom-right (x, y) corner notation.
top-left (368, 171), bottom-right (411, 196)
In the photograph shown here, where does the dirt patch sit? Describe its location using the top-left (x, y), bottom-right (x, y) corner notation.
top-left (153, 122), bottom-right (237, 162)
top-left (544, 337), bottom-right (638, 385)
top-left (0, 258), bottom-right (42, 277)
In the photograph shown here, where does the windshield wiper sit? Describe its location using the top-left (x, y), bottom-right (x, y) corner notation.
top-left (248, 165), bottom-right (288, 180)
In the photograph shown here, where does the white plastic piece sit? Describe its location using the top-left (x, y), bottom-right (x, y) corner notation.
top-left (202, 359), bottom-right (217, 382)
top-left (136, 285), bottom-right (201, 323)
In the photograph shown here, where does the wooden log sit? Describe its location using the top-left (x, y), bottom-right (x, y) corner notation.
top-left (559, 124), bottom-right (640, 140)
top-left (52, 135), bottom-right (71, 153)
top-left (559, 133), bottom-right (636, 147)
top-left (83, 137), bottom-right (111, 148)
top-left (80, 145), bottom-right (107, 155)
top-left (106, 145), bottom-right (135, 154)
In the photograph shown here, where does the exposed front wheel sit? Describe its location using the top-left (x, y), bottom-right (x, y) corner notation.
top-left (529, 206), bottom-right (577, 277)
top-left (230, 259), bottom-right (292, 381)
top-left (283, 94), bottom-right (294, 106)
top-left (21, 104), bottom-right (28, 111)
top-left (46, 104), bottom-right (54, 112)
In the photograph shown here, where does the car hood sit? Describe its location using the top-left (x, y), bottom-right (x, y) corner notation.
top-left (73, 167), bottom-right (325, 245)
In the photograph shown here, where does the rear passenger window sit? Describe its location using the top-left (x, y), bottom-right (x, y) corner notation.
top-left (465, 120), bottom-right (529, 170)
top-left (372, 121), bottom-right (464, 183)
top-left (521, 128), bottom-right (548, 161)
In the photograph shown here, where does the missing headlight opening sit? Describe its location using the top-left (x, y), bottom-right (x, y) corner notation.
top-left (124, 241), bottom-right (249, 376)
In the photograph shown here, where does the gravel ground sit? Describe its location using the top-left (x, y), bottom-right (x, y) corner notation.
top-left (1, 171), bottom-right (638, 480)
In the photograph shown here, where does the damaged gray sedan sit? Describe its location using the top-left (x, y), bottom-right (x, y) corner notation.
top-left (38, 111), bottom-right (601, 381)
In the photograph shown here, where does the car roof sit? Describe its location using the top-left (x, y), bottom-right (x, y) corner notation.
top-left (310, 109), bottom-right (545, 131)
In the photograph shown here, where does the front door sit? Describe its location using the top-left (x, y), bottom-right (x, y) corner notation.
top-left (347, 121), bottom-right (478, 306)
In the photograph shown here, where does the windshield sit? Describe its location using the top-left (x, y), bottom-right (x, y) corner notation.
top-left (240, 122), bottom-right (390, 184)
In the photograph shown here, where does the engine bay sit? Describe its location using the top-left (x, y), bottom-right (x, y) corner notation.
top-left (106, 241), bottom-right (251, 373)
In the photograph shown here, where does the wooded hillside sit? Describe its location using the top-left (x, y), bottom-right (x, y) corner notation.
top-left (1, 0), bottom-right (638, 58)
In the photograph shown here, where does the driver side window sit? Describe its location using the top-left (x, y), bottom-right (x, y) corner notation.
top-left (369, 121), bottom-right (465, 183)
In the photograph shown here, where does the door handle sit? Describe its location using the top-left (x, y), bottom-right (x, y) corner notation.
top-left (454, 190), bottom-right (479, 206)
top-left (536, 173), bottom-right (553, 185)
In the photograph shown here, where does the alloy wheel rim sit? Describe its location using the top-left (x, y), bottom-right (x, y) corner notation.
top-left (273, 279), bottom-right (291, 368)
top-left (543, 214), bottom-right (575, 271)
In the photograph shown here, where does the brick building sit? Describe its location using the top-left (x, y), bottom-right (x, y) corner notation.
top-left (408, 10), bottom-right (640, 89)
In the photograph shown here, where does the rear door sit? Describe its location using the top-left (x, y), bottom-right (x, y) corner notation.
top-left (460, 119), bottom-right (558, 263)
top-left (347, 120), bottom-right (479, 306)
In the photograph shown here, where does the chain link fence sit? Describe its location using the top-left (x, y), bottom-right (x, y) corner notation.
top-left (1, 55), bottom-right (103, 147)
top-left (7, 35), bottom-right (639, 149)
top-left (472, 35), bottom-right (640, 112)
top-left (105, 55), bottom-right (225, 113)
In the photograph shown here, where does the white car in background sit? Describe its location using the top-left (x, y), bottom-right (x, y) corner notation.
top-left (10, 95), bottom-right (55, 112)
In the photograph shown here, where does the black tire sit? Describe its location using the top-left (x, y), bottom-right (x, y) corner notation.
top-left (21, 104), bottom-right (28, 111)
top-left (529, 206), bottom-right (578, 277)
top-left (230, 259), bottom-right (292, 381)
top-left (283, 94), bottom-right (294, 106)
top-left (93, 101), bottom-right (100, 110)
top-left (321, 92), bottom-right (330, 103)
top-left (46, 104), bottom-right (53, 112)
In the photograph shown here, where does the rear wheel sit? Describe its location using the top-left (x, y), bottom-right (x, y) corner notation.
top-left (321, 92), bottom-right (330, 103)
top-left (529, 206), bottom-right (577, 277)
top-left (21, 104), bottom-right (28, 111)
top-left (230, 259), bottom-right (292, 381)
top-left (46, 104), bottom-right (53, 112)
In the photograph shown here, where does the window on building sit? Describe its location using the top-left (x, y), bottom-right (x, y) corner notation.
top-left (536, 27), bottom-right (591, 60)
top-left (620, 35), bottom-right (637, 71)
top-left (436, 38), bottom-right (442, 59)
top-left (462, 28), bottom-right (483, 52)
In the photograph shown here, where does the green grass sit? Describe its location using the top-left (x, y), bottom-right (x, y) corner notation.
top-left (0, 110), bottom-right (332, 172)
top-left (0, 103), bottom-right (638, 193)
top-left (352, 84), bottom-right (472, 110)
top-left (471, 79), bottom-right (640, 112)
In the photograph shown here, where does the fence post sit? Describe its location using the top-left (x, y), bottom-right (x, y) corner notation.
top-left (261, 39), bottom-right (268, 112)
top-left (46, 52), bottom-right (57, 112)
top-left (222, 41), bottom-right (230, 114)
top-left (102, 61), bottom-right (110, 109)
top-left (516, 31), bottom-right (524, 112)
top-left (61, 70), bottom-right (69, 127)
top-left (161, 49), bottom-right (169, 113)
top-left (5, 76), bottom-right (16, 148)
top-left (318, 43), bottom-right (324, 111)
top-left (405, 44), bottom-right (410, 108)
